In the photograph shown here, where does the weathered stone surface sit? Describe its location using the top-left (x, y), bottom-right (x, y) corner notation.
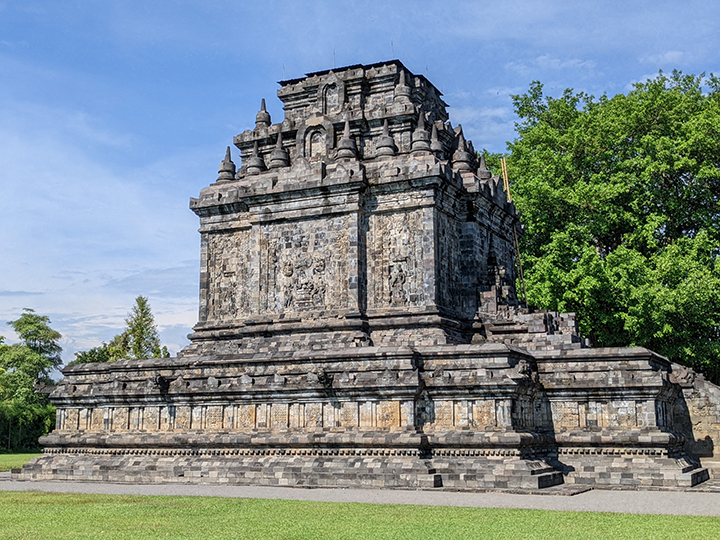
top-left (15, 60), bottom-right (720, 490)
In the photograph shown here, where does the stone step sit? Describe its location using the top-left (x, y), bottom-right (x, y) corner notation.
top-left (536, 471), bottom-right (565, 489)
top-left (429, 464), bottom-right (558, 477)
top-left (571, 463), bottom-right (702, 475)
top-left (431, 470), bottom-right (563, 490)
top-left (677, 468), bottom-right (710, 487)
top-left (678, 462), bottom-right (700, 474)
top-left (689, 478), bottom-right (720, 492)
top-left (700, 460), bottom-right (720, 479)
top-left (486, 325), bottom-right (528, 335)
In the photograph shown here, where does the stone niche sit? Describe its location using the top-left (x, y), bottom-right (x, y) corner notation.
top-left (16, 60), bottom-right (720, 490)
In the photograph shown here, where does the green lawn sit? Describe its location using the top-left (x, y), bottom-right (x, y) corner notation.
top-left (0, 491), bottom-right (718, 539)
top-left (0, 453), bottom-right (40, 472)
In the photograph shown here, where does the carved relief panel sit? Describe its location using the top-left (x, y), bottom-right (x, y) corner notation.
top-left (306, 129), bottom-right (327, 161)
top-left (259, 217), bottom-right (350, 315)
top-left (323, 83), bottom-right (340, 114)
top-left (206, 229), bottom-right (253, 322)
top-left (482, 231), bottom-right (517, 308)
top-left (435, 211), bottom-right (465, 316)
top-left (367, 210), bottom-right (429, 310)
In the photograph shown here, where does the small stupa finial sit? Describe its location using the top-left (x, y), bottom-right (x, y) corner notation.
top-left (452, 127), bottom-right (473, 172)
top-left (394, 68), bottom-right (411, 100)
top-left (217, 146), bottom-right (236, 182)
top-left (337, 119), bottom-right (358, 159)
top-left (255, 98), bottom-right (271, 128)
top-left (246, 141), bottom-right (265, 175)
top-left (478, 154), bottom-right (492, 180)
top-left (457, 130), bottom-right (467, 151)
top-left (411, 112), bottom-right (431, 154)
top-left (376, 119), bottom-right (397, 157)
top-left (430, 123), bottom-right (443, 156)
top-left (269, 132), bottom-right (290, 169)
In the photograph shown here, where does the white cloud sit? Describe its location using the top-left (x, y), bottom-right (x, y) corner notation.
top-left (506, 55), bottom-right (597, 78)
top-left (485, 86), bottom-right (524, 97)
top-left (451, 106), bottom-right (512, 124)
top-left (640, 50), bottom-right (685, 66)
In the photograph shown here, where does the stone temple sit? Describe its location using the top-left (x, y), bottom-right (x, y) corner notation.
top-left (16, 61), bottom-right (720, 490)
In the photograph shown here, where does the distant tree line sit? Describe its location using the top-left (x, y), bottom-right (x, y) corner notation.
top-left (0, 310), bottom-right (60, 451)
top-left (0, 296), bottom-right (168, 451)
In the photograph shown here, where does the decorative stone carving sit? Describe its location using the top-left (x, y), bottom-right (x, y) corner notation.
top-left (508, 358), bottom-right (533, 380)
top-left (670, 365), bottom-right (697, 387)
top-left (258, 219), bottom-right (348, 315)
top-left (255, 98), bottom-right (271, 129)
top-left (388, 262), bottom-right (408, 306)
top-left (280, 254), bottom-right (327, 310)
top-left (217, 147), bottom-right (236, 182)
top-left (206, 231), bottom-right (251, 322)
top-left (323, 83), bottom-right (341, 114)
top-left (368, 211), bottom-right (425, 310)
top-left (306, 129), bottom-right (327, 160)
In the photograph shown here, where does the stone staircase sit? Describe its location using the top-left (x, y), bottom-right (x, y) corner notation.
top-left (418, 458), bottom-right (563, 490)
top-left (484, 311), bottom-right (588, 352)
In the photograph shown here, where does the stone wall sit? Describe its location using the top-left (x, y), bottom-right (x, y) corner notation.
top-left (23, 344), bottom-right (567, 489)
top-left (670, 363), bottom-right (720, 475)
top-left (21, 342), bottom-right (711, 488)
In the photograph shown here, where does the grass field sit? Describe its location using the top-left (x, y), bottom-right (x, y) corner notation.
top-left (0, 491), bottom-right (719, 539)
top-left (0, 453), bottom-right (40, 472)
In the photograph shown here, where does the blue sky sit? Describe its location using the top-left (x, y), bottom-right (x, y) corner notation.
top-left (1, 0), bottom-right (718, 366)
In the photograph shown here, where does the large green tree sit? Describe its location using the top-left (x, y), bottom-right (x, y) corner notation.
top-left (0, 309), bottom-right (60, 450)
top-left (506, 71), bottom-right (720, 382)
top-left (73, 296), bottom-right (169, 364)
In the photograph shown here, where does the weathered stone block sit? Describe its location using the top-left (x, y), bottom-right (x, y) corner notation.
top-left (271, 404), bottom-right (289, 430)
top-left (305, 403), bottom-right (323, 428)
top-left (175, 407), bottom-right (191, 430)
top-left (145, 407), bottom-right (160, 432)
top-left (377, 401), bottom-right (400, 429)
top-left (472, 400), bottom-right (496, 428)
top-left (359, 401), bottom-right (373, 428)
top-left (340, 402), bottom-right (359, 428)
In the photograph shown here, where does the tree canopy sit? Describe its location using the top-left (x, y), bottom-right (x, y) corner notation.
top-left (0, 309), bottom-right (60, 449)
top-left (73, 296), bottom-right (169, 364)
top-left (506, 71), bottom-right (720, 382)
